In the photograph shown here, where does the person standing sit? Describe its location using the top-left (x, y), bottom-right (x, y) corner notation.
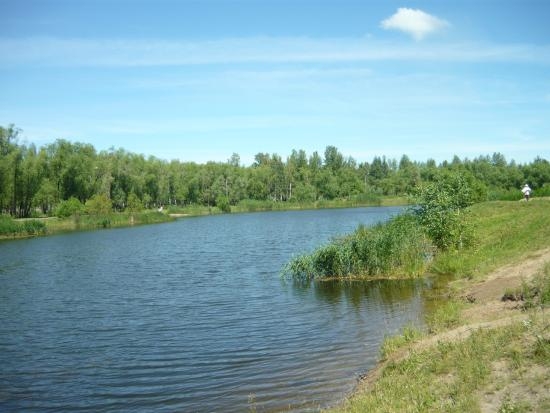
top-left (521, 184), bottom-right (532, 201)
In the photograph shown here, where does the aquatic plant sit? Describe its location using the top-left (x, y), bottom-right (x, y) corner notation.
top-left (283, 213), bottom-right (433, 280)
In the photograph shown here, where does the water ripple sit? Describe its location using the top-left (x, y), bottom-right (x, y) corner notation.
top-left (0, 207), bottom-right (424, 412)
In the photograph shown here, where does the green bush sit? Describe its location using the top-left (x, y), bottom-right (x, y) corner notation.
top-left (55, 197), bottom-right (85, 218)
top-left (85, 194), bottom-right (112, 216)
top-left (413, 171), bottom-right (479, 251)
top-left (487, 188), bottom-right (523, 201)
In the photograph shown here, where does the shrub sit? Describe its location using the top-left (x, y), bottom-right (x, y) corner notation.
top-left (55, 197), bottom-right (85, 218)
top-left (412, 171), bottom-right (479, 251)
top-left (85, 194), bottom-right (112, 216)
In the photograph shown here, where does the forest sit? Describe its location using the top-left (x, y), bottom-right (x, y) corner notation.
top-left (1, 124), bottom-right (550, 218)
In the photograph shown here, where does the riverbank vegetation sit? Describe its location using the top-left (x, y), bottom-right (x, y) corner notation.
top-left (2, 124), bottom-right (549, 221)
top-left (0, 215), bottom-right (46, 238)
top-left (327, 246), bottom-right (550, 413)
top-left (284, 170), bottom-right (487, 280)
top-left (321, 197), bottom-right (550, 412)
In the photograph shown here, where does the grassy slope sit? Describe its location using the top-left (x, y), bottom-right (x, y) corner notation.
top-left (431, 199), bottom-right (550, 279)
top-left (327, 199), bottom-right (550, 413)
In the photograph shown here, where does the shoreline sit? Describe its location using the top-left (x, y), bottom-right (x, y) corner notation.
top-left (327, 247), bottom-right (550, 412)
top-left (1, 200), bottom-right (406, 241)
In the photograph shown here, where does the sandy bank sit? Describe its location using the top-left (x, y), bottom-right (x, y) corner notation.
top-left (331, 248), bottom-right (550, 412)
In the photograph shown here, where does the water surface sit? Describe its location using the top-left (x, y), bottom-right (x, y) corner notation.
top-left (0, 207), bottom-right (426, 412)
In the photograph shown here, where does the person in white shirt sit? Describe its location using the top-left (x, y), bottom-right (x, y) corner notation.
top-left (521, 184), bottom-right (532, 201)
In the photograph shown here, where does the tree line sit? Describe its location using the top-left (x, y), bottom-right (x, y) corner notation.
top-left (1, 124), bottom-right (549, 218)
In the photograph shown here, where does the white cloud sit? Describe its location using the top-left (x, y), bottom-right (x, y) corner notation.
top-left (381, 8), bottom-right (450, 40)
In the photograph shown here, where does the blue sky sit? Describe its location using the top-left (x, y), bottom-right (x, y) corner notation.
top-left (1, 0), bottom-right (549, 165)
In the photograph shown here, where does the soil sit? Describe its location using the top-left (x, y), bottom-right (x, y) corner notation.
top-left (354, 248), bottom-right (550, 412)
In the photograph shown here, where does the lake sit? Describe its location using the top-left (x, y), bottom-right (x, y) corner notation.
top-left (0, 206), bottom-right (427, 412)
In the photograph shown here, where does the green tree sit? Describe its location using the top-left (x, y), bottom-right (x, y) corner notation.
top-left (413, 171), bottom-right (481, 250)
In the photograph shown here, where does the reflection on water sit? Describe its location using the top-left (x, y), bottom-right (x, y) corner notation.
top-left (0, 207), bottom-right (429, 413)
top-left (303, 278), bottom-right (424, 308)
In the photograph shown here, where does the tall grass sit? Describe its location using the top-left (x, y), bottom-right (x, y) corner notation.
top-left (42, 211), bottom-right (173, 234)
top-left (0, 215), bottom-right (46, 238)
top-left (283, 213), bottom-right (433, 280)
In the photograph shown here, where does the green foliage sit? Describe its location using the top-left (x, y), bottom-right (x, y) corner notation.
top-left (85, 193), bottom-right (112, 215)
top-left (0, 215), bottom-right (46, 237)
top-left (284, 213), bottom-right (433, 280)
top-left (487, 187), bottom-right (523, 201)
top-left (126, 192), bottom-right (143, 213)
top-left (21, 219), bottom-right (47, 235)
top-left (215, 195), bottom-right (231, 213)
top-left (0, 215), bottom-right (19, 235)
top-left (55, 197), bottom-right (85, 218)
top-left (2, 124), bottom-right (550, 219)
top-left (413, 171), bottom-right (480, 251)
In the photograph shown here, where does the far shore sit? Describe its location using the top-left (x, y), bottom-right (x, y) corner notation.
top-left (2, 197), bottom-right (408, 241)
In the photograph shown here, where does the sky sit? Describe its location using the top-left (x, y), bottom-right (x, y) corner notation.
top-left (1, 0), bottom-right (550, 165)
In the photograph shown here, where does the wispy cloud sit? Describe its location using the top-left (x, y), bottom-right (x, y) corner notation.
top-left (1, 36), bottom-right (548, 67)
top-left (380, 8), bottom-right (450, 41)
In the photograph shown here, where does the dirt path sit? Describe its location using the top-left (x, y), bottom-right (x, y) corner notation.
top-left (355, 248), bottom-right (550, 407)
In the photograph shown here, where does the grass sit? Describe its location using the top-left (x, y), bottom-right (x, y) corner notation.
top-left (431, 199), bottom-right (550, 279)
top-left (0, 215), bottom-right (46, 238)
top-left (233, 196), bottom-right (407, 212)
top-left (326, 200), bottom-right (550, 413)
top-left (285, 199), bottom-right (550, 282)
top-left (502, 262), bottom-right (550, 310)
top-left (329, 309), bottom-right (550, 413)
top-left (166, 196), bottom-right (407, 216)
top-left (283, 213), bottom-right (433, 280)
top-left (36, 210), bottom-right (174, 235)
top-left (331, 323), bottom-right (532, 413)
top-left (380, 324), bottom-right (425, 361)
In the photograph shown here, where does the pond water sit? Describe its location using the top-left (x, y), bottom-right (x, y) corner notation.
top-left (0, 207), bottom-right (428, 412)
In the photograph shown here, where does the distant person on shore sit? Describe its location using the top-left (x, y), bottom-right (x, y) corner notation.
top-left (521, 184), bottom-right (532, 201)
